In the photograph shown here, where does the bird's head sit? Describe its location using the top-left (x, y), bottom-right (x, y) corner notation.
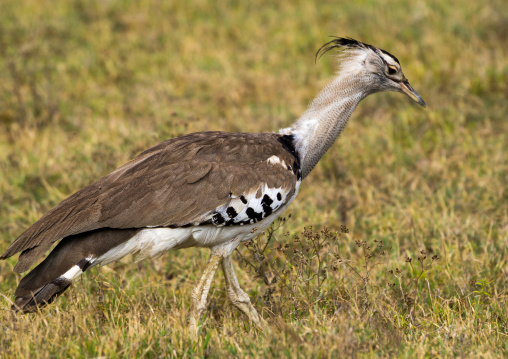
top-left (316, 37), bottom-right (426, 108)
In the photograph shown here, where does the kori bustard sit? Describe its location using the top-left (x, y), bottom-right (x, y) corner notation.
top-left (2, 37), bottom-right (425, 334)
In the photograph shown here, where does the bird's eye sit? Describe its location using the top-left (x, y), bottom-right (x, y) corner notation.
top-left (387, 66), bottom-right (397, 75)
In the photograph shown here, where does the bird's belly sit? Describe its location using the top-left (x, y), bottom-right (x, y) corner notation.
top-left (95, 227), bottom-right (194, 266)
top-left (96, 183), bottom-right (300, 264)
top-left (192, 213), bottom-right (276, 248)
top-left (96, 215), bottom-right (278, 266)
top-left (189, 205), bottom-right (286, 257)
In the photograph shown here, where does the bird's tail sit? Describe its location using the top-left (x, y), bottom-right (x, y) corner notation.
top-left (13, 257), bottom-right (93, 312)
top-left (12, 228), bottom-right (139, 313)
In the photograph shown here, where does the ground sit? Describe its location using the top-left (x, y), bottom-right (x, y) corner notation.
top-left (0, 0), bottom-right (507, 357)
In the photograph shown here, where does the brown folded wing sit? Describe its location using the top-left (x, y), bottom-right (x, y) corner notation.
top-left (1, 131), bottom-right (299, 272)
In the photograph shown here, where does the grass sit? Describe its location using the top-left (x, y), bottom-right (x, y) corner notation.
top-left (0, 0), bottom-right (507, 357)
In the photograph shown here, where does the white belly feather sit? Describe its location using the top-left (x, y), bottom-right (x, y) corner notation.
top-left (95, 181), bottom-right (300, 266)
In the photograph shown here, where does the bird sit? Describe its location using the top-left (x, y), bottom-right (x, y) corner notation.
top-left (1, 37), bottom-right (425, 335)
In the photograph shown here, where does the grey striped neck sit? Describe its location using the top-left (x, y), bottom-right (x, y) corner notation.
top-left (280, 70), bottom-right (370, 179)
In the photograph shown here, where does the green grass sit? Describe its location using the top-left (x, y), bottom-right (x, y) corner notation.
top-left (0, 0), bottom-right (507, 357)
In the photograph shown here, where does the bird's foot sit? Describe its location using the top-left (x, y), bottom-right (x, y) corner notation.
top-left (231, 299), bottom-right (269, 332)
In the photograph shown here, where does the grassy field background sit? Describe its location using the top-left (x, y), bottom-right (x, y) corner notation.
top-left (0, 0), bottom-right (507, 357)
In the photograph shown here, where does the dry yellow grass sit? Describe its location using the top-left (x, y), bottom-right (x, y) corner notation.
top-left (0, 0), bottom-right (507, 357)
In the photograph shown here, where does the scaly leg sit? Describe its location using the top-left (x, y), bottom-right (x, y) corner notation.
top-left (189, 254), bottom-right (222, 337)
top-left (221, 255), bottom-right (267, 330)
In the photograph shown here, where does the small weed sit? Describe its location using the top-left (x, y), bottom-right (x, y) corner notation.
top-left (333, 230), bottom-right (389, 314)
top-left (471, 278), bottom-right (492, 306)
top-left (238, 217), bottom-right (349, 319)
top-left (386, 250), bottom-right (440, 327)
top-left (240, 219), bottom-right (450, 338)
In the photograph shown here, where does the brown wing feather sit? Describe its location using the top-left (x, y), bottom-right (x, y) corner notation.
top-left (2, 131), bottom-right (299, 272)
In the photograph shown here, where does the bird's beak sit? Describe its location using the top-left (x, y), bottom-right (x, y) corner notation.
top-left (400, 80), bottom-right (426, 108)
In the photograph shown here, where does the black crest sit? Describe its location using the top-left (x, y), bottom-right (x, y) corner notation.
top-left (315, 37), bottom-right (400, 65)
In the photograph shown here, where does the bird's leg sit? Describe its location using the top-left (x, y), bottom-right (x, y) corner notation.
top-left (221, 255), bottom-right (267, 330)
top-left (189, 254), bottom-right (222, 338)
